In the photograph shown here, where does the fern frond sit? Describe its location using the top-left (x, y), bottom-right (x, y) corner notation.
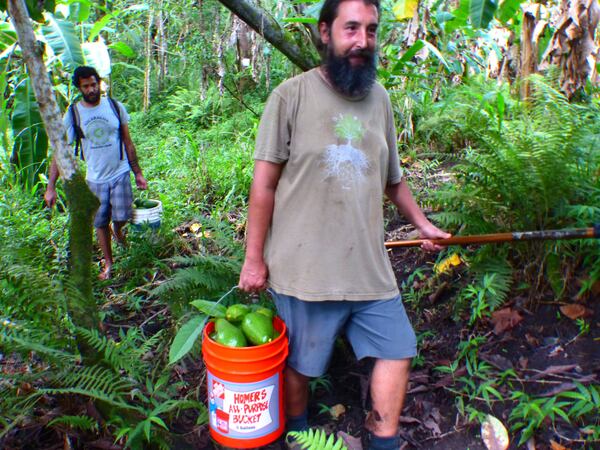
top-left (470, 253), bottom-right (514, 310)
top-left (0, 318), bottom-right (77, 366)
top-left (153, 254), bottom-right (240, 297)
top-left (287, 428), bottom-right (348, 450)
top-left (47, 415), bottom-right (98, 431)
top-left (75, 327), bottom-right (163, 379)
top-left (38, 387), bottom-right (140, 411)
top-left (44, 365), bottom-right (136, 408)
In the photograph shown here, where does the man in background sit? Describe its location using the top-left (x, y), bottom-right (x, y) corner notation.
top-left (45, 66), bottom-right (147, 280)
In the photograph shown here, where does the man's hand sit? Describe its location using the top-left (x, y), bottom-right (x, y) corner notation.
top-left (238, 257), bottom-right (269, 292)
top-left (417, 222), bottom-right (451, 252)
top-left (135, 173), bottom-right (148, 190)
top-left (44, 186), bottom-right (57, 208)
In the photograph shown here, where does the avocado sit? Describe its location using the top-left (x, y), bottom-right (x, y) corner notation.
top-left (241, 312), bottom-right (274, 346)
top-left (215, 318), bottom-right (247, 347)
top-left (134, 199), bottom-right (158, 209)
top-left (252, 306), bottom-right (274, 320)
top-left (226, 304), bottom-right (251, 324)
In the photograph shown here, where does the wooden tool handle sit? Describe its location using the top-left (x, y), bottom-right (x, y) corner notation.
top-left (385, 226), bottom-right (599, 249)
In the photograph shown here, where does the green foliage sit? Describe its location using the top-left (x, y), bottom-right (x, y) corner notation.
top-left (458, 251), bottom-right (513, 323)
top-left (309, 375), bottom-right (334, 395)
top-left (287, 428), bottom-right (348, 450)
top-left (10, 78), bottom-right (48, 190)
top-left (168, 314), bottom-right (206, 365)
top-left (41, 13), bottom-right (85, 71)
top-left (509, 383), bottom-right (600, 445)
top-left (415, 77), bottom-right (514, 153)
top-left (154, 253), bottom-right (241, 304)
top-left (47, 414), bottom-right (98, 432)
top-left (76, 327), bottom-right (165, 377)
top-left (469, 0), bottom-right (498, 29)
top-left (428, 75), bottom-right (600, 306)
top-left (400, 266), bottom-right (430, 306)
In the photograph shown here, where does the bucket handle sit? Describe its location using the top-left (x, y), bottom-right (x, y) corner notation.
top-left (200, 285), bottom-right (239, 342)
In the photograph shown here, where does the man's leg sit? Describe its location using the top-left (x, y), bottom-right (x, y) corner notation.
top-left (112, 220), bottom-right (127, 247)
top-left (87, 179), bottom-right (112, 279)
top-left (285, 366), bottom-right (310, 415)
top-left (271, 292), bottom-right (349, 433)
top-left (345, 297), bottom-right (416, 449)
top-left (366, 358), bottom-right (411, 438)
top-left (285, 366), bottom-right (310, 432)
top-left (96, 225), bottom-right (113, 280)
top-left (110, 173), bottom-right (133, 249)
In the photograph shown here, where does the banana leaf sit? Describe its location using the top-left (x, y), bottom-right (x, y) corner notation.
top-left (470, 0), bottom-right (498, 29)
top-left (41, 13), bottom-right (84, 71)
top-left (11, 78), bottom-right (48, 189)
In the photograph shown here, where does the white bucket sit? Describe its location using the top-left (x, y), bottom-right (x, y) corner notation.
top-left (131, 199), bottom-right (162, 230)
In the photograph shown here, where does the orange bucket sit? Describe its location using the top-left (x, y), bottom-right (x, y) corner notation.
top-left (202, 316), bottom-right (288, 448)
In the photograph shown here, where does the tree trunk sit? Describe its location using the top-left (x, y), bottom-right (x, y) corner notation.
top-left (8, 0), bottom-right (99, 330)
top-left (520, 7), bottom-right (537, 99)
top-left (216, 13), bottom-right (225, 95)
top-left (157, 1), bottom-right (167, 92)
top-left (143, 8), bottom-right (153, 112)
top-left (216, 0), bottom-right (319, 71)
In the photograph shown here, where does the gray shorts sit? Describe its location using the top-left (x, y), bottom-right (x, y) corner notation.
top-left (270, 290), bottom-right (417, 378)
top-left (87, 172), bottom-right (133, 228)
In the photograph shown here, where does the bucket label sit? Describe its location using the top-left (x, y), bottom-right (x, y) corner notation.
top-left (208, 373), bottom-right (280, 439)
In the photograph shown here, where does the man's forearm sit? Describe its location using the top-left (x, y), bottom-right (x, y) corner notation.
top-left (244, 161), bottom-right (283, 262)
top-left (121, 124), bottom-right (142, 176)
top-left (245, 184), bottom-right (276, 262)
top-left (385, 180), bottom-right (430, 230)
top-left (125, 142), bottom-right (142, 175)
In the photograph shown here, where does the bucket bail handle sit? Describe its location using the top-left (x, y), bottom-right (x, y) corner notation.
top-left (200, 285), bottom-right (239, 342)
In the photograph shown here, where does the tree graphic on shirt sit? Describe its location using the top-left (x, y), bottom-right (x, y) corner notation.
top-left (323, 114), bottom-right (369, 187)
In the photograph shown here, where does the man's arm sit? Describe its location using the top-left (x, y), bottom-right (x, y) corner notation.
top-left (122, 123), bottom-right (147, 190)
top-left (44, 158), bottom-right (60, 207)
top-left (238, 160), bottom-right (284, 292)
top-left (385, 180), bottom-right (450, 250)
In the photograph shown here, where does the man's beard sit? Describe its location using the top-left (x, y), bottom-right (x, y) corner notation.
top-left (82, 90), bottom-right (100, 104)
top-left (324, 45), bottom-right (377, 98)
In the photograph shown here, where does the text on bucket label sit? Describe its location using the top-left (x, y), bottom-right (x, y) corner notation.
top-left (208, 372), bottom-right (280, 438)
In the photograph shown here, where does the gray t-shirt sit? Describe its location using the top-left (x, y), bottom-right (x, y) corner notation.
top-left (255, 68), bottom-right (402, 301)
top-left (64, 97), bottom-right (131, 183)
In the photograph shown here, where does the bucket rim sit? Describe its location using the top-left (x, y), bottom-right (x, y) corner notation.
top-left (203, 317), bottom-right (286, 350)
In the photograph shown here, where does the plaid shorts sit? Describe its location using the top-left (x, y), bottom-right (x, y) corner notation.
top-left (270, 290), bottom-right (417, 377)
top-left (87, 171), bottom-right (133, 228)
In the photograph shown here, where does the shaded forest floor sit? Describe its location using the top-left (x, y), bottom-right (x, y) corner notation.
top-left (2, 220), bottom-right (598, 450)
top-left (195, 239), bottom-right (600, 450)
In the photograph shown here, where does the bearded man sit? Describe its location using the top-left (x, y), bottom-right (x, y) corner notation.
top-left (238, 1), bottom-right (449, 448)
top-left (45, 66), bottom-right (147, 280)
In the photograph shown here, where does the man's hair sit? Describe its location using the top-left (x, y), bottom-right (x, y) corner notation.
top-left (317, 0), bottom-right (380, 53)
top-left (318, 0), bottom-right (380, 28)
top-left (72, 66), bottom-right (100, 88)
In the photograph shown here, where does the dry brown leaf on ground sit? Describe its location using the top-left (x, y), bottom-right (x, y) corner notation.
top-left (550, 439), bottom-right (571, 450)
top-left (481, 414), bottom-right (509, 450)
top-left (423, 417), bottom-right (441, 436)
top-left (559, 304), bottom-right (592, 320)
top-left (337, 430), bottom-right (362, 450)
top-left (399, 415), bottom-right (422, 425)
top-left (490, 308), bottom-right (523, 334)
top-left (530, 364), bottom-right (578, 380)
top-left (329, 403), bottom-right (346, 419)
